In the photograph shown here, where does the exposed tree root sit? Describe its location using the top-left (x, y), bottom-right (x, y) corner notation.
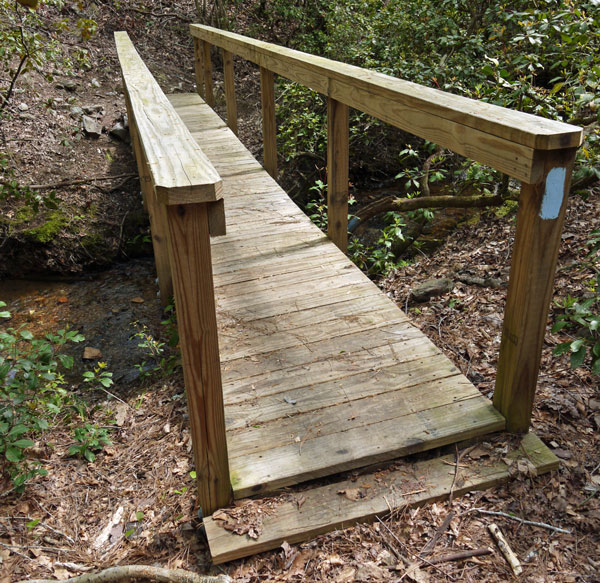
top-left (16, 565), bottom-right (230, 583)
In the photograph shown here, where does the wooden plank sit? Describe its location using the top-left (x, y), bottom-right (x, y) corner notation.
top-left (166, 202), bottom-right (231, 514)
top-left (221, 320), bottom-right (424, 385)
top-left (222, 335), bottom-right (434, 405)
top-left (218, 303), bottom-right (408, 362)
top-left (327, 98), bottom-right (349, 252)
top-left (494, 148), bottom-right (577, 432)
top-left (194, 37), bottom-right (204, 98)
top-left (205, 433), bottom-right (558, 564)
top-left (214, 270), bottom-right (372, 315)
top-left (222, 49), bottom-right (238, 135)
top-left (224, 352), bottom-right (458, 429)
top-left (114, 32), bottom-right (222, 205)
top-left (230, 392), bottom-right (505, 497)
top-left (260, 66), bottom-right (277, 178)
top-left (228, 374), bottom-right (487, 460)
top-left (189, 25), bottom-right (582, 152)
top-left (203, 40), bottom-right (215, 108)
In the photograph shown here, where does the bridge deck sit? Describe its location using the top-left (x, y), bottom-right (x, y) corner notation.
top-left (169, 93), bottom-right (505, 499)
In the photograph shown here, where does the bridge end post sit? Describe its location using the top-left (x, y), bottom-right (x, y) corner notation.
top-left (166, 200), bottom-right (231, 515)
top-left (494, 147), bottom-right (577, 433)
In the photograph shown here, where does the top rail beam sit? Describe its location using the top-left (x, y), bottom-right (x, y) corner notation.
top-left (190, 24), bottom-right (582, 183)
top-left (115, 31), bottom-right (222, 205)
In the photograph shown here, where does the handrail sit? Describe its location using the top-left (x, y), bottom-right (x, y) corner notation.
top-left (115, 31), bottom-right (231, 516)
top-left (188, 25), bottom-right (582, 436)
top-left (190, 24), bottom-right (582, 184)
top-left (115, 31), bottom-right (223, 205)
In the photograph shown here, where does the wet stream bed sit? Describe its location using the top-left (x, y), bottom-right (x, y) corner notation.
top-left (0, 259), bottom-right (168, 391)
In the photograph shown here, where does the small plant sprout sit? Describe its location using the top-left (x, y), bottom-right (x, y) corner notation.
top-left (68, 423), bottom-right (112, 462)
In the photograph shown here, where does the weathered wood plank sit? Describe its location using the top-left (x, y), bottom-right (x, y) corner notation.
top-left (114, 32), bottom-right (222, 205)
top-left (220, 320), bottom-right (424, 385)
top-left (222, 335), bottom-right (433, 404)
top-left (228, 374), bottom-right (487, 460)
top-left (205, 433), bottom-right (558, 564)
top-left (327, 98), bottom-right (349, 251)
top-left (224, 352), bottom-right (458, 429)
top-left (230, 393), bottom-right (505, 497)
top-left (494, 148), bottom-right (577, 432)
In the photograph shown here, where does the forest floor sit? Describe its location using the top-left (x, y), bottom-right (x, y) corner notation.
top-left (1, 2), bottom-right (599, 583)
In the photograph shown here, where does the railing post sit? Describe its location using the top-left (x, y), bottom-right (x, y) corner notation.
top-left (165, 201), bottom-right (231, 515)
top-left (327, 97), bottom-right (349, 253)
top-left (222, 49), bottom-right (238, 135)
top-left (260, 66), bottom-right (277, 179)
top-left (124, 90), bottom-right (173, 306)
top-left (203, 40), bottom-right (214, 108)
top-left (494, 147), bottom-right (577, 433)
top-left (194, 38), bottom-right (204, 99)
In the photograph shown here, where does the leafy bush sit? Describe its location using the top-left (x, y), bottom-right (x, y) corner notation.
top-left (552, 229), bottom-right (600, 375)
top-left (68, 423), bottom-right (112, 462)
top-left (0, 303), bottom-right (84, 490)
top-left (258, 0), bottom-right (600, 191)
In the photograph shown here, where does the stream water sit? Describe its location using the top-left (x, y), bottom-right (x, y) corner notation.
top-left (0, 259), bottom-right (166, 390)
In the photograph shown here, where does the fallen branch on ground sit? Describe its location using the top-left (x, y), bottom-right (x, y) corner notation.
top-left (353, 193), bottom-right (509, 228)
top-left (16, 565), bottom-right (230, 583)
top-left (428, 547), bottom-right (492, 565)
top-left (472, 508), bottom-right (571, 534)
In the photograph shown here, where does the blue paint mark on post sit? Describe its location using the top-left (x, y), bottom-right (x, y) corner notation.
top-left (539, 167), bottom-right (567, 220)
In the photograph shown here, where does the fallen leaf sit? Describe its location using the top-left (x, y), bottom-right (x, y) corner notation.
top-left (337, 488), bottom-right (364, 501)
top-left (405, 562), bottom-right (430, 583)
top-left (335, 566), bottom-right (355, 583)
top-left (131, 296), bottom-right (145, 304)
top-left (57, 296), bottom-right (68, 304)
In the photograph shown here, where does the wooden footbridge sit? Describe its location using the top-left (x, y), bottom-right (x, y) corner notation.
top-left (115, 27), bottom-right (582, 563)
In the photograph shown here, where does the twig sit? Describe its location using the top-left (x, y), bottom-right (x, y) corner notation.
top-left (420, 511), bottom-right (454, 557)
top-left (0, 541), bottom-right (32, 560)
top-left (376, 517), bottom-right (451, 579)
top-left (428, 547), bottom-right (492, 565)
top-left (0, 516), bottom-right (74, 544)
top-left (488, 523), bottom-right (523, 576)
top-left (16, 566), bottom-right (230, 583)
top-left (471, 508), bottom-right (571, 534)
top-left (449, 444), bottom-right (460, 503)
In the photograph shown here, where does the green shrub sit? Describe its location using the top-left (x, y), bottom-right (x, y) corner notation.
top-left (0, 302), bottom-right (84, 491)
top-left (552, 229), bottom-right (600, 375)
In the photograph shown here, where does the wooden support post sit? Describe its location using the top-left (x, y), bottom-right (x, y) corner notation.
top-left (494, 147), bottom-right (577, 433)
top-left (124, 91), bottom-right (173, 306)
top-left (260, 66), bottom-right (277, 179)
top-left (165, 202), bottom-right (231, 515)
top-left (194, 38), bottom-right (204, 99)
top-left (203, 40), bottom-right (214, 108)
top-left (222, 49), bottom-right (238, 135)
top-left (327, 97), bottom-right (349, 253)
